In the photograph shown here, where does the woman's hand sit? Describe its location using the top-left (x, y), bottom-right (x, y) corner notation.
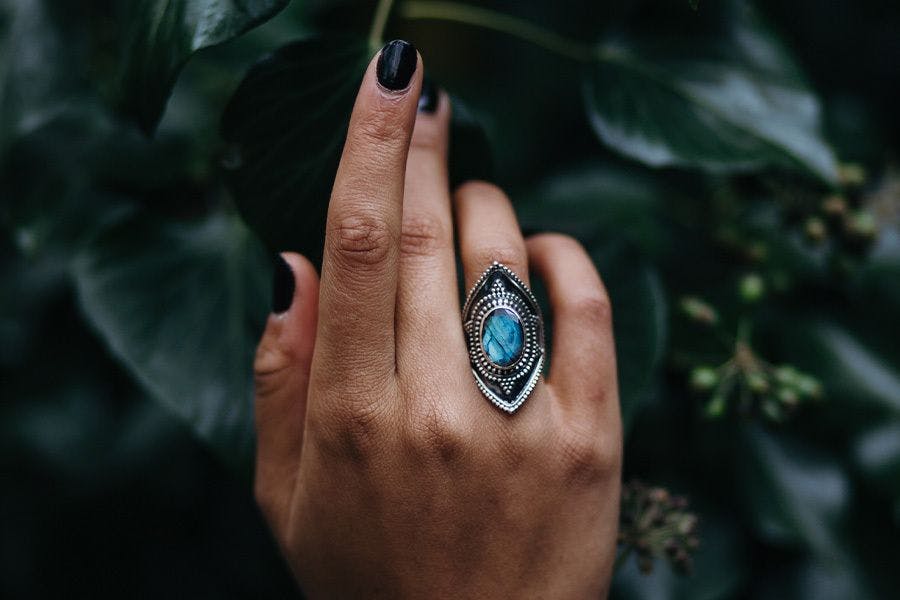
top-left (253, 40), bottom-right (622, 598)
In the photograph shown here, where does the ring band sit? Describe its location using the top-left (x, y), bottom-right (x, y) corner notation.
top-left (462, 262), bottom-right (545, 413)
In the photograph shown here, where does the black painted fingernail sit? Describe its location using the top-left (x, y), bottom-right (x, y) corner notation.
top-left (377, 40), bottom-right (417, 91)
top-left (418, 75), bottom-right (438, 113)
top-left (272, 255), bottom-right (294, 314)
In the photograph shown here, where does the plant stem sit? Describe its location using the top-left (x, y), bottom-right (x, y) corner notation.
top-left (399, 0), bottom-right (594, 62)
top-left (369, 0), bottom-right (397, 52)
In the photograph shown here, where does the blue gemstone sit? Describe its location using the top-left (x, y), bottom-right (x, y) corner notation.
top-left (482, 308), bottom-right (524, 366)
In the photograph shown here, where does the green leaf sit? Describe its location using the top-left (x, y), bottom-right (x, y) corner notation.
top-left (221, 35), bottom-right (370, 261)
top-left (517, 164), bottom-right (665, 255)
top-left (853, 420), bottom-right (900, 502)
top-left (737, 425), bottom-right (850, 561)
top-left (785, 322), bottom-right (900, 419)
top-left (72, 209), bottom-right (270, 471)
top-left (753, 557), bottom-right (876, 600)
top-left (102, 0), bottom-right (289, 132)
top-left (583, 2), bottom-right (838, 183)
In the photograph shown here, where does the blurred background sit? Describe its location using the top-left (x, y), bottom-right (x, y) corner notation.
top-left (1, 0), bottom-right (899, 597)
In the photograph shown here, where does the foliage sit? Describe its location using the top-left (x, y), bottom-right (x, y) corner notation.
top-left (2, 0), bottom-right (899, 597)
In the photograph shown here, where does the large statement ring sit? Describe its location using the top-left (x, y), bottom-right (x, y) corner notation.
top-left (463, 262), bottom-right (545, 413)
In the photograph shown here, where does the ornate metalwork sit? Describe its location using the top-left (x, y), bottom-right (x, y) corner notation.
top-left (463, 262), bottom-right (545, 413)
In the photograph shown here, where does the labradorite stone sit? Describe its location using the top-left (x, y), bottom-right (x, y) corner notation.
top-left (482, 308), bottom-right (524, 366)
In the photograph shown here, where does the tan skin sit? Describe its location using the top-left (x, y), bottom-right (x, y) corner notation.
top-left (253, 48), bottom-right (622, 598)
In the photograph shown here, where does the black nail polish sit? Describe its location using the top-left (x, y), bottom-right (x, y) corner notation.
top-left (418, 75), bottom-right (438, 113)
top-left (271, 255), bottom-right (294, 314)
top-left (377, 40), bottom-right (417, 91)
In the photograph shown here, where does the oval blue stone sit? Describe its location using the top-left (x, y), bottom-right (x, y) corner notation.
top-left (482, 308), bottom-right (524, 367)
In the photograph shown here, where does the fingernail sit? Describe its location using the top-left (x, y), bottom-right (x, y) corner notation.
top-left (417, 75), bottom-right (438, 113)
top-left (377, 40), bottom-right (417, 91)
top-left (272, 255), bottom-right (294, 314)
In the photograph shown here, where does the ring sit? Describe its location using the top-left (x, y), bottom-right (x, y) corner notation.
top-left (462, 262), bottom-right (545, 413)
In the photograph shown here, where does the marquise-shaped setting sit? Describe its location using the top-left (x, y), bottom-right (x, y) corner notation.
top-left (463, 263), bottom-right (545, 413)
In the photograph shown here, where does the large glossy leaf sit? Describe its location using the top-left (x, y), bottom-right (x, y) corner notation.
top-left (584, 2), bottom-right (838, 183)
top-left (784, 322), bottom-right (900, 419)
top-left (105, 0), bottom-right (289, 132)
top-left (517, 164), bottom-right (665, 255)
top-left (853, 420), bottom-right (900, 504)
top-left (737, 425), bottom-right (849, 561)
top-left (0, 0), bottom-right (93, 147)
top-left (751, 557), bottom-right (876, 600)
top-left (72, 209), bottom-right (270, 471)
top-left (221, 35), bottom-right (370, 261)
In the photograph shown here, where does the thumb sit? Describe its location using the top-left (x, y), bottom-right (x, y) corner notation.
top-left (254, 252), bottom-right (318, 528)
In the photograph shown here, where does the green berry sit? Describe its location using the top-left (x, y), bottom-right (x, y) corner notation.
top-left (844, 210), bottom-right (878, 240)
top-left (777, 387), bottom-right (800, 407)
top-left (680, 297), bottom-right (719, 325)
top-left (837, 163), bottom-right (866, 187)
top-left (705, 394), bottom-right (727, 418)
top-left (795, 374), bottom-right (823, 399)
top-left (821, 194), bottom-right (847, 217)
top-left (761, 398), bottom-right (785, 422)
top-left (739, 274), bottom-right (765, 303)
top-left (747, 371), bottom-right (769, 393)
top-left (690, 366), bottom-right (719, 391)
top-left (804, 217), bottom-right (827, 243)
top-left (774, 365), bottom-right (799, 386)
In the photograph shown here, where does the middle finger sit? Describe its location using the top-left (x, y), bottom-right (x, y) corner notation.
top-left (455, 181), bottom-right (530, 290)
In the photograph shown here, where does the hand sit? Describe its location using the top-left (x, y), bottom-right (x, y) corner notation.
top-left (253, 40), bottom-right (622, 598)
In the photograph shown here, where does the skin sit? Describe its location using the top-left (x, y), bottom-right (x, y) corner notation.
top-left (253, 48), bottom-right (622, 598)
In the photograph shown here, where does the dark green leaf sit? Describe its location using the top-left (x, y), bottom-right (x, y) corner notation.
top-left (72, 209), bottom-right (270, 471)
top-left (447, 95), bottom-right (494, 187)
top-left (853, 420), bottom-right (900, 502)
top-left (584, 2), bottom-right (838, 183)
top-left (517, 164), bottom-right (665, 255)
top-left (752, 556), bottom-right (876, 600)
top-left (221, 35), bottom-right (370, 261)
top-left (737, 425), bottom-right (849, 561)
top-left (103, 0), bottom-right (289, 132)
top-left (785, 322), bottom-right (900, 419)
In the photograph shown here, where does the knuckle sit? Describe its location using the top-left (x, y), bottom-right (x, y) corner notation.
top-left (472, 244), bottom-right (527, 275)
top-left (410, 126), bottom-right (444, 152)
top-left (534, 231), bottom-right (581, 250)
top-left (253, 338), bottom-right (293, 399)
top-left (567, 292), bottom-right (613, 330)
top-left (406, 401), bottom-right (466, 464)
top-left (556, 429), bottom-right (615, 487)
top-left (253, 477), bottom-right (270, 511)
top-left (315, 401), bottom-right (387, 463)
top-left (351, 106), bottom-right (408, 150)
top-left (489, 426), bottom-right (529, 471)
top-left (399, 214), bottom-right (449, 258)
top-left (456, 179), bottom-right (506, 202)
top-left (331, 214), bottom-right (394, 268)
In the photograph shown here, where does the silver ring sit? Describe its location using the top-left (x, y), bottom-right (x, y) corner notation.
top-left (462, 262), bottom-right (545, 413)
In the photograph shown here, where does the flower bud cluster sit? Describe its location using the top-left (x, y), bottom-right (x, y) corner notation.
top-left (618, 481), bottom-right (699, 575)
